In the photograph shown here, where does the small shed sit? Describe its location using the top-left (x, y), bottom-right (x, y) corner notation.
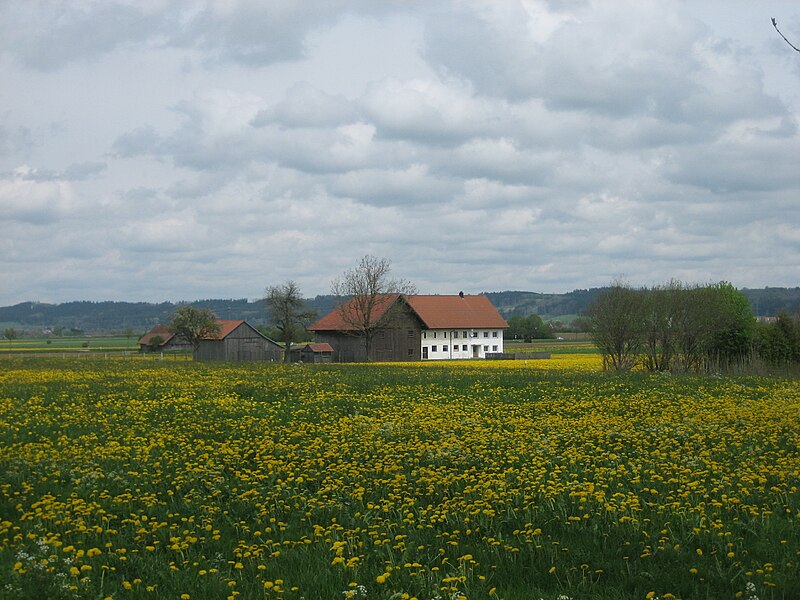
top-left (138, 324), bottom-right (192, 352)
top-left (196, 320), bottom-right (283, 362)
top-left (296, 342), bottom-right (335, 363)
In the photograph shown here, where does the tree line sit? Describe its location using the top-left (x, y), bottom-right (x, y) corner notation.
top-left (587, 281), bottom-right (800, 373)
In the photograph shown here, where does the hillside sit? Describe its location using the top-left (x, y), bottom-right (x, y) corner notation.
top-left (1, 288), bottom-right (798, 334)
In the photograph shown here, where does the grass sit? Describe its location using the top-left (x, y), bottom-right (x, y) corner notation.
top-left (1, 357), bottom-right (798, 599)
top-left (506, 341), bottom-right (599, 355)
top-left (0, 336), bottom-right (140, 354)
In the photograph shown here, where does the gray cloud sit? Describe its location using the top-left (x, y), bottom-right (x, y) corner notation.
top-left (0, 1), bottom-right (419, 71)
top-left (0, 124), bottom-right (34, 156)
top-left (21, 162), bottom-right (107, 182)
top-left (0, 2), bottom-right (167, 70)
top-left (251, 82), bottom-right (358, 128)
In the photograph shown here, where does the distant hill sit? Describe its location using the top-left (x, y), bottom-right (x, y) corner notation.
top-left (484, 288), bottom-right (800, 321)
top-left (1, 288), bottom-right (798, 334)
top-left (483, 289), bottom-right (605, 321)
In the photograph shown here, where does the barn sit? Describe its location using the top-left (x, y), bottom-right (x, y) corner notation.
top-left (196, 320), bottom-right (283, 362)
top-left (137, 324), bottom-right (192, 353)
top-left (308, 294), bottom-right (507, 362)
top-left (294, 342), bottom-right (335, 363)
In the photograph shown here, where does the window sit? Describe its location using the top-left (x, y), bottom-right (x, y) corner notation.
top-left (407, 348), bottom-right (413, 357)
top-left (471, 331), bottom-right (478, 338)
top-left (492, 331), bottom-right (498, 337)
top-left (483, 331), bottom-right (489, 338)
top-left (462, 345), bottom-right (468, 351)
top-left (463, 331), bottom-right (468, 338)
top-left (407, 330), bottom-right (414, 338)
top-left (432, 345), bottom-right (437, 352)
top-left (423, 331), bottom-right (427, 339)
top-left (483, 345), bottom-right (489, 351)
top-left (443, 345), bottom-right (448, 352)
top-left (453, 331), bottom-right (459, 339)
top-left (433, 331), bottom-right (437, 339)
top-left (492, 345), bottom-right (498, 351)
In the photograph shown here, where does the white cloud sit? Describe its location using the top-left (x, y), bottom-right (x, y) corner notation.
top-left (252, 82), bottom-right (357, 128)
top-left (0, 168), bottom-right (75, 224)
top-left (328, 164), bottom-right (459, 206)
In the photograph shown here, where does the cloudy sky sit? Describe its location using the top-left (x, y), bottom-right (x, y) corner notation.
top-left (2, 1), bottom-right (799, 305)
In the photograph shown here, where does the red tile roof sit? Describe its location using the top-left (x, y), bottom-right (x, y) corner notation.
top-left (308, 294), bottom-right (400, 331)
top-left (138, 324), bottom-right (176, 346)
top-left (306, 343), bottom-right (334, 353)
top-left (406, 295), bottom-right (508, 329)
top-left (201, 320), bottom-right (246, 340)
top-left (309, 294), bottom-right (507, 332)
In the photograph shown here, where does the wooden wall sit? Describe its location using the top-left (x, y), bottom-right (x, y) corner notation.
top-left (196, 322), bottom-right (283, 362)
top-left (314, 308), bottom-right (422, 362)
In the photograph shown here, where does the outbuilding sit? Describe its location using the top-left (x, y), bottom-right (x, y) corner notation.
top-left (196, 320), bottom-right (283, 362)
top-left (295, 342), bottom-right (335, 363)
top-left (137, 324), bottom-right (192, 353)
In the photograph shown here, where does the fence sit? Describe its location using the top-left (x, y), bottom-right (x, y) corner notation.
top-left (0, 351), bottom-right (193, 361)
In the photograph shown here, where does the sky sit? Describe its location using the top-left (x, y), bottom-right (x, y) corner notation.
top-left (2, 0), bottom-right (800, 305)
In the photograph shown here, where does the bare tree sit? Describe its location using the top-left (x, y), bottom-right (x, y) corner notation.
top-left (772, 18), bottom-right (800, 53)
top-left (331, 255), bottom-right (417, 361)
top-left (586, 281), bottom-right (644, 371)
top-left (264, 280), bottom-right (317, 362)
top-left (641, 282), bottom-right (680, 372)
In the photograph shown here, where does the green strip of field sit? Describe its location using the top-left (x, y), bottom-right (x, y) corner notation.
top-left (0, 336), bottom-right (139, 353)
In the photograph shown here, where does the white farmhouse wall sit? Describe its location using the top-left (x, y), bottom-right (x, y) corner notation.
top-left (420, 328), bottom-right (503, 360)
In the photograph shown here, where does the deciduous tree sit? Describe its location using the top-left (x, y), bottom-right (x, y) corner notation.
top-left (169, 306), bottom-right (220, 356)
top-left (331, 255), bottom-right (416, 361)
top-left (264, 281), bottom-right (317, 363)
top-left (506, 314), bottom-right (551, 342)
top-left (586, 282), bottom-right (644, 371)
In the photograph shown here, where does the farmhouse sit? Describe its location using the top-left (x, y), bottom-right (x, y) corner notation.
top-left (196, 320), bottom-right (283, 362)
top-left (308, 294), bottom-right (507, 362)
top-left (137, 324), bottom-right (191, 352)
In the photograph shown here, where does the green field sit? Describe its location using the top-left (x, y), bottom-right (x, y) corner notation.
top-left (0, 336), bottom-right (141, 355)
top-left (1, 357), bottom-right (798, 599)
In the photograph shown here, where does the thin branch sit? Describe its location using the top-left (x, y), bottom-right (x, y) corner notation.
top-left (772, 18), bottom-right (800, 53)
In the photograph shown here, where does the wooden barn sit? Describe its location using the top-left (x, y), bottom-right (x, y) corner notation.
top-left (138, 324), bottom-right (192, 353)
top-left (308, 294), bottom-right (421, 362)
top-left (196, 320), bottom-right (283, 362)
top-left (293, 342), bottom-right (335, 363)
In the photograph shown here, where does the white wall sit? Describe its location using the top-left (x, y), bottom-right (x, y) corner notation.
top-left (420, 328), bottom-right (503, 360)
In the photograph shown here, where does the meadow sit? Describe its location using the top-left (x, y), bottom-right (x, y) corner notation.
top-left (1, 356), bottom-right (798, 599)
top-left (0, 336), bottom-right (141, 356)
